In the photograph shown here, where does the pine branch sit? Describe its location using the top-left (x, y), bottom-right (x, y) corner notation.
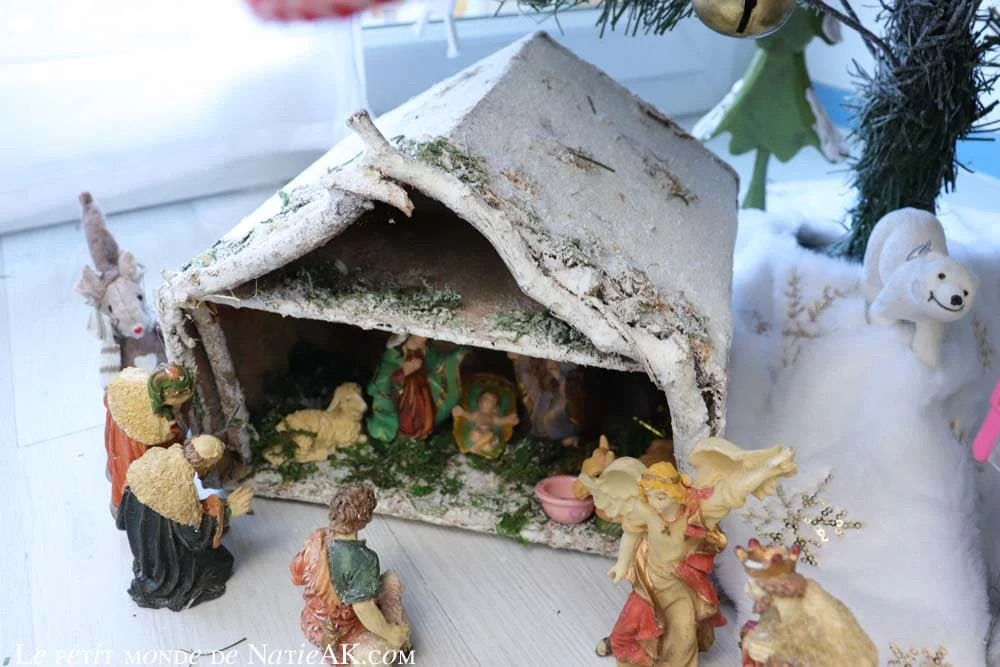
top-left (831, 0), bottom-right (998, 259)
top-left (800, 0), bottom-right (898, 65)
top-left (988, 7), bottom-right (1000, 48)
top-left (837, 0), bottom-right (882, 59)
top-left (518, 0), bottom-right (692, 36)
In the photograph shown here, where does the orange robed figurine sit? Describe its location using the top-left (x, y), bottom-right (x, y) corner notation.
top-left (104, 364), bottom-right (193, 518)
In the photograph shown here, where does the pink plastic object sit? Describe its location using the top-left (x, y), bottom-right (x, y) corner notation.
top-left (972, 381), bottom-right (1000, 463)
top-left (534, 475), bottom-right (594, 525)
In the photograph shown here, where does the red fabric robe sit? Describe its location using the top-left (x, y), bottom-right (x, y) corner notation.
top-left (290, 529), bottom-right (367, 656)
top-left (392, 348), bottom-right (435, 440)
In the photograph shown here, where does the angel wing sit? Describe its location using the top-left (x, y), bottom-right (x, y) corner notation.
top-left (688, 438), bottom-right (797, 525)
top-left (577, 457), bottom-right (647, 523)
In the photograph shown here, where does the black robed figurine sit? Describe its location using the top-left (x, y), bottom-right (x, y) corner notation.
top-left (116, 435), bottom-right (253, 610)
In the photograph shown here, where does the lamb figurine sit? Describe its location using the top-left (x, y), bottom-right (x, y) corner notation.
top-left (863, 207), bottom-right (979, 368)
top-left (265, 382), bottom-right (369, 465)
top-left (75, 192), bottom-right (166, 387)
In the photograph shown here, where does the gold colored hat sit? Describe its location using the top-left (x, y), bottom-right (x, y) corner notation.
top-left (735, 538), bottom-right (801, 579)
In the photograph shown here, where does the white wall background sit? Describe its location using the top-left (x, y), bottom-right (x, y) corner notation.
top-left (804, 2), bottom-right (878, 91)
top-left (3, 8), bottom-right (754, 233)
top-left (0, 0), bottom-right (366, 234)
top-left (363, 10), bottom-right (756, 117)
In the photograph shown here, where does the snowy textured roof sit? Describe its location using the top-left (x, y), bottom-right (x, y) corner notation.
top-left (160, 31), bottom-right (739, 455)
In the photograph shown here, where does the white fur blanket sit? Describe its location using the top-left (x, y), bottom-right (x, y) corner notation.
top-left (700, 183), bottom-right (1000, 666)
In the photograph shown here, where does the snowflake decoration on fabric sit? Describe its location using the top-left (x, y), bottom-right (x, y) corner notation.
top-left (974, 315), bottom-right (994, 369)
top-left (950, 419), bottom-right (969, 448)
top-left (887, 643), bottom-right (951, 667)
top-left (742, 473), bottom-right (862, 567)
top-left (780, 269), bottom-right (851, 369)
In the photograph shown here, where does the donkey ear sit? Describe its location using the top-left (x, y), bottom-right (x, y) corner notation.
top-left (118, 251), bottom-right (145, 281)
top-left (76, 266), bottom-right (106, 304)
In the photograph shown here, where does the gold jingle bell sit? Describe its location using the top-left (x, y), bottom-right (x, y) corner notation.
top-left (692, 0), bottom-right (797, 38)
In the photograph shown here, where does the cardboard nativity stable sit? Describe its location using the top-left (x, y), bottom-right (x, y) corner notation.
top-left (157, 32), bottom-right (739, 554)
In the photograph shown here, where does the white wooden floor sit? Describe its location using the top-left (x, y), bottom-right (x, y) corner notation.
top-left (0, 185), bottom-right (643, 667)
top-left (3, 136), bottom-right (997, 666)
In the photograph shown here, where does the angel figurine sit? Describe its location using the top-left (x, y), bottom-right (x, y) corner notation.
top-left (579, 438), bottom-right (797, 667)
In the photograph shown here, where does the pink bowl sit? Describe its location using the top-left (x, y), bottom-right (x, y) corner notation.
top-left (534, 475), bottom-right (594, 525)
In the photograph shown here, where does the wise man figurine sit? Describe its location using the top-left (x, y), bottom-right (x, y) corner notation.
top-left (736, 539), bottom-right (878, 667)
top-left (291, 484), bottom-right (411, 665)
top-left (117, 435), bottom-right (253, 610)
top-left (104, 364), bottom-right (193, 519)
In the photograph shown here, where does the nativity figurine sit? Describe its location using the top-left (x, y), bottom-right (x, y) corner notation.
top-left (736, 539), bottom-right (878, 667)
top-left (451, 374), bottom-right (519, 458)
top-left (75, 191), bottom-right (166, 388)
top-left (117, 435), bottom-right (253, 611)
top-left (575, 434), bottom-right (676, 520)
top-left (104, 364), bottom-right (193, 518)
top-left (632, 419), bottom-right (678, 468)
top-left (367, 334), bottom-right (466, 442)
top-left (581, 438), bottom-right (797, 667)
top-left (291, 484), bottom-right (411, 664)
top-left (573, 435), bottom-right (616, 503)
top-left (640, 438), bottom-right (676, 468)
top-left (265, 382), bottom-right (369, 465)
top-left (509, 353), bottom-right (584, 447)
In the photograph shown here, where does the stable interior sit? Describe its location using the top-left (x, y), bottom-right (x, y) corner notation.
top-left (208, 191), bottom-right (673, 514)
top-left (204, 191), bottom-right (639, 371)
top-left (214, 305), bottom-right (671, 458)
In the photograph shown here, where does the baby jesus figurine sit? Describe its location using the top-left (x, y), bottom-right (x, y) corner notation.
top-left (452, 391), bottom-right (520, 458)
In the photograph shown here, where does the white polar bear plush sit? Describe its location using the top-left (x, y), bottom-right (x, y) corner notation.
top-left (863, 207), bottom-right (979, 367)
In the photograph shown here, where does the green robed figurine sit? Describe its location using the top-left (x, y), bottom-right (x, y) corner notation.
top-left (367, 334), bottom-right (466, 442)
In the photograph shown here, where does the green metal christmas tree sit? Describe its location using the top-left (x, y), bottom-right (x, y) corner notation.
top-left (692, 7), bottom-right (847, 210)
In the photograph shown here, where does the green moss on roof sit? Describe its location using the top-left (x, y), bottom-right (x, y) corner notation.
top-left (394, 136), bottom-right (492, 189)
top-left (271, 259), bottom-right (463, 323)
top-left (492, 310), bottom-right (594, 351)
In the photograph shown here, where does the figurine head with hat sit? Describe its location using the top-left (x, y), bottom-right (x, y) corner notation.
top-left (736, 538), bottom-right (808, 602)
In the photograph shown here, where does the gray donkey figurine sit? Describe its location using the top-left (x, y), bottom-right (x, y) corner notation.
top-left (75, 192), bottom-right (166, 387)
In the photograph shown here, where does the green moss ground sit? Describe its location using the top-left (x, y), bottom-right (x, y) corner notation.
top-left (247, 341), bottom-right (663, 546)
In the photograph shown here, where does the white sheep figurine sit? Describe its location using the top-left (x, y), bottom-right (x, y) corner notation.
top-left (265, 383), bottom-right (369, 465)
top-left (863, 207), bottom-right (979, 368)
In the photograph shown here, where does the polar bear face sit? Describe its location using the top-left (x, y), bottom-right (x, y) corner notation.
top-left (911, 256), bottom-right (979, 322)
